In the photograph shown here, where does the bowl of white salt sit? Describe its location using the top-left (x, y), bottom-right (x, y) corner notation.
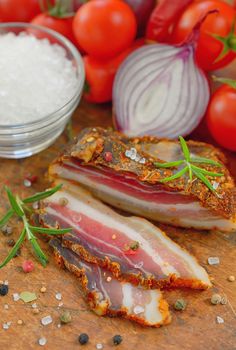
top-left (0, 23), bottom-right (85, 158)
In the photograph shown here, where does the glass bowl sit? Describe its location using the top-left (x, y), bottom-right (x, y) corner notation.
top-left (0, 23), bottom-right (85, 159)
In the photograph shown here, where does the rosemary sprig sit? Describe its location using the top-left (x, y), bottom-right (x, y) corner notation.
top-left (0, 184), bottom-right (71, 269)
top-left (154, 136), bottom-right (223, 193)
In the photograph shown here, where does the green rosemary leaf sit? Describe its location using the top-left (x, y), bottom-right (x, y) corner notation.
top-left (192, 168), bottom-right (216, 192)
top-left (179, 136), bottom-right (190, 161)
top-left (29, 234), bottom-right (48, 267)
top-left (187, 164), bottom-right (193, 182)
top-left (23, 184), bottom-right (63, 204)
top-left (5, 187), bottom-right (24, 217)
top-left (190, 157), bottom-right (222, 167)
top-left (22, 204), bottom-right (33, 214)
top-left (0, 228), bottom-right (26, 269)
top-left (191, 165), bottom-right (223, 177)
top-left (0, 208), bottom-right (14, 227)
top-left (160, 166), bottom-right (188, 183)
top-left (154, 160), bottom-right (184, 168)
top-left (29, 226), bottom-right (72, 235)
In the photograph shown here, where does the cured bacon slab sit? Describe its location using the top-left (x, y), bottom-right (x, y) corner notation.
top-left (49, 127), bottom-right (236, 231)
top-left (50, 238), bottom-right (171, 327)
top-left (40, 180), bottom-right (211, 290)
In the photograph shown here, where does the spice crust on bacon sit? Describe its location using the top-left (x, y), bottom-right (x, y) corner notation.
top-left (39, 180), bottom-right (211, 290)
top-left (50, 238), bottom-right (171, 327)
top-left (48, 127), bottom-right (236, 231)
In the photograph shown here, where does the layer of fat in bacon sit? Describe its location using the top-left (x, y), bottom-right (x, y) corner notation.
top-left (44, 180), bottom-right (211, 289)
top-left (50, 238), bottom-right (171, 327)
top-left (49, 163), bottom-right (236, 232)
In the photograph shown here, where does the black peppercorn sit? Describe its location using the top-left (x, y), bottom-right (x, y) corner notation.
top-left (0, 284), bottom-right (9, 296)
top-left (78, 333), bottom-right (89, 345)
top-left (6, 239), bottom-right (15, 247)
top-left (113, 335), bottom-right (122, 345)
top-left (14, 248), bottom-right (21, 257)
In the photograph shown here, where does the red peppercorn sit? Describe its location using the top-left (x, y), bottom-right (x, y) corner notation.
top-left (104, 152), bottom-right (112, 162)
top-left (25, 174), bottom-right (38, 183)
top-left (22, 260), bottom-right (34, 273)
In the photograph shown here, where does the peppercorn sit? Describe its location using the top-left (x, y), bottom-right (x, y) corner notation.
top-left (227, 275), bottom-right (235, 282)
top-left (129, 241), bottom-right (139, 251)
top-left (14, 248), bottom-right (21, 257)
top-left (6, 238), bottom-right (15, 247)
top-left (78, 333), bottom-right (89, 345)
top-left (211, 294), bottom-right (221, 305)
top-left (113, 335), bottom-right (123, 345)
top-left (104, 151), bottom-right (113, 162)
top-left (1, 225), bottom-right (13, 236)
top-left (32, 308), bottom-right (40, 314)
top-left (174, 299), bottom-right (187, 311)
top-left (60, 310), bottom-right (72, 324)
top-left (0, 284), bottom-right (9, 296)
top-left (40, 286), bottom-right (47, 293)
top-left (22, 260), bottom-right (34, 273)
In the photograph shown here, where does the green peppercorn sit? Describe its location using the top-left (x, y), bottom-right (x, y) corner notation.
top-left (60, 310), bottom-right (72, 324)
top-left (78, 333), bottom-right (89, 345)
top-left (174, 299), bottom-right (187, 311)
top-left (113, 335), bottom-right (123, 345)
top-left (0, 284), bottom-right (9, 296)
top-left (130, 241), bottom-right (139, 251)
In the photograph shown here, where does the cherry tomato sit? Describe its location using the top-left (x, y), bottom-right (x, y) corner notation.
top-left (73, 0), bottom-right (137, 59)
top-left (172, 0), bottom-right (236, 71)
top-left (84, 39), bottom-right (144, 103)
top-left (0, 0), bottom-right (41, 22)
top-left (207, 82), bottom-right (236, 151)
top-left (31, 14), bottom-right (77, 45)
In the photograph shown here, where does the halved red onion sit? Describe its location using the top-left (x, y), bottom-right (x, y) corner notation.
top-left (112, 43), bottom-right (209, 139)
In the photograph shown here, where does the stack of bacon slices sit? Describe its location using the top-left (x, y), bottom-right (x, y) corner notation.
top-left (40, 127), bottom-right (236, 327)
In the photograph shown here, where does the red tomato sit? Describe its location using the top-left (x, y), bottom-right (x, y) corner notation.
top-left (31, 14), bottom-right (77, 45)
top-left (73, 0), bottom-right (137, 59)
top-left (84, 39), bottom-right (144, 103)
top-left (207, 83), bottom-right (236, 151)
top-left (172, 0), bottom-right (236, 71)
top-left (0, 0), bottom-right (41, 22)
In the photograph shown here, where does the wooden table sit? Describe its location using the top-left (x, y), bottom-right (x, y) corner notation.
top-left (0, 100), bottom-right (236, 350)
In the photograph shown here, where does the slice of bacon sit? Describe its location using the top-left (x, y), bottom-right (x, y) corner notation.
top-left (40, 180), bottom-right (211, 290)
top-left (50, 238), bottom-right (171, 327)
top-left (48, 127), bottom-right (236, 232)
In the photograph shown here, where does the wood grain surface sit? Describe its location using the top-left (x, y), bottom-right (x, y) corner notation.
top-left (0, 100), bottom-right (236, 350)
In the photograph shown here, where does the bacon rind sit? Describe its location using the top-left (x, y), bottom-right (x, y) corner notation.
top-left (40, 180), bottom-right (211, 290)
top-left (48, 127), bottom-right (236, 230)
top-left (50, 238), bottom-right (171, 327)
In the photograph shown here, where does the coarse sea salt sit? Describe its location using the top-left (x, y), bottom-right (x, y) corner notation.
top-left (0, 33), bottom-right (79, 125)
top-left (133, 305), bottom-right (145, 315)
top-left (41, 315), bottom-right (53, 326)
top-left (38, 337), bottom-right (47, 346)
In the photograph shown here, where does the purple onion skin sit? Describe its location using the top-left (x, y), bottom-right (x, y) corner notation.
top-left (124, 0), bottom-right (156, 37)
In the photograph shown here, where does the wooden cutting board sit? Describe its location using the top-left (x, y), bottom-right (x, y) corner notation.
top-left (0, 100), bottom-right (236, 350)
